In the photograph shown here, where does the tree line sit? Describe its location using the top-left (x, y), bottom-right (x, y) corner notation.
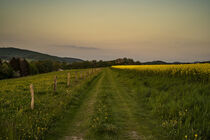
top-left (0, 57), bottom-right (140, 80)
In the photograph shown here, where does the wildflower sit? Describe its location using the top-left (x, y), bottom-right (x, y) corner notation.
top-left (185, 135), bottom-right (187, 139)
top-left (195, 134), bottom-right (198, 138)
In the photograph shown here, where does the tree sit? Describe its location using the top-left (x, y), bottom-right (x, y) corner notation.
top-left (0, 62), bottom-right (13, 79)
top-left (9, 57), bottom-right (20, 72)
top-left (29, 62), bottom-right (39, 75)
top-left (36, 60), bottom-right (53, 73)
top-left (19, 59), bottom-right (30, 76)
top-left (136, 61), bottom-right (141, 65)
top-left (61, 62), bottom-right (69, 69)
top-left (53, 61), bottom-right (61, 71)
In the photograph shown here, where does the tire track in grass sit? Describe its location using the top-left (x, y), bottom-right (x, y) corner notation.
top-left (45, 71), bottom-right (104, 140)
top-left (62, 72), bottom-right (105, 140)
top-left (108, 68), bottom-right (165, 140)
top-left (105, 69), bottom-right (145, 140)
top-left (109, 68), bottom-right (166, 140)
top-left (47, 68), bottom-right (165, 140)
top-left (87, 69), bottom-right (119, 140)
top-left (86, 68), bottom-right (141, 140)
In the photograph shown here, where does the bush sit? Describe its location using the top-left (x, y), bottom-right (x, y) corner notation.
top-left (0, 63), bottom-right (13, 79)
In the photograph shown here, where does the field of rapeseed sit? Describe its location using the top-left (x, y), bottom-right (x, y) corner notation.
top-left (112, 64), bottom-right (210, 82)
top-left (112, 64), bottom-right (210, 139)
top-left (0, 69), bottom-right (98, 139)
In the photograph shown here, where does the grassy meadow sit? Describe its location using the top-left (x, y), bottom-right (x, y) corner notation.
top-left (0, 68), bottom-right (100, 139)
top-left (112, 64), bottom-right (210, 139)
top-left (0, 64), bottom-right (209, 140)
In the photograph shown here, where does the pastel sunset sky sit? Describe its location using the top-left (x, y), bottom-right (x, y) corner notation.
top-left (0, 0), bottom-right (210, 62)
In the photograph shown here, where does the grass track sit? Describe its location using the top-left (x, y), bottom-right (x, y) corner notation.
top-left (107, 68), bottom-right (166, 140)
top-left (1, 67), bottom-right (209, 139)
top-left (48, 68), bottom-right (167, 140)
top-left (45, 71), bottom-right (104, 140)
top-left (61, 70), bottom-right (104, 139)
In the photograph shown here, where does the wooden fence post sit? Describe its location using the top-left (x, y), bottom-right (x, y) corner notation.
top-left (80, 73), bottom-right (82, 79)
top-left (30, 84), bottom-right (34, 110)
top-left (67, 73), bottom-right (70, 87)
top-left (75, 72), bottom-right (77, 81)
top-left (54, 76), bottom-right (57, 92)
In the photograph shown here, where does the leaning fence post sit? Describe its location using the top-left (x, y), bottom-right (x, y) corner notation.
top-left (30, 84), bottom-right (34, 110)
top-left (54, 76), bottom-right (57, 92)
top-left (67, 73), bottom-right (70, 87)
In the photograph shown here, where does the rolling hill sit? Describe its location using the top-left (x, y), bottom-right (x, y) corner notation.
top-left (0, 47), bottom-right (83, 63)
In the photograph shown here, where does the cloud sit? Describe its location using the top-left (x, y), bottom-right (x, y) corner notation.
top-left (54, 45), bottom-right (101, 50)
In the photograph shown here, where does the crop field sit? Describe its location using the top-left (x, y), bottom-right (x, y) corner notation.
top-left (0, 64), bottom-right (210, 140)
top-left (112, 64), bottom-right (210, 82)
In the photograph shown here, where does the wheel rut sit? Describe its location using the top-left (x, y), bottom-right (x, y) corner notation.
top-left (61, 73), bottom-right (105, 140)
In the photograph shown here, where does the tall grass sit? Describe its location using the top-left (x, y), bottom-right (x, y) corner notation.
top-left (112, 65), bottom-right (210, 140)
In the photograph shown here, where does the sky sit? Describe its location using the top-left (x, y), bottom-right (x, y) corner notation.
top-left (0, 0), bottom-right (210, 62)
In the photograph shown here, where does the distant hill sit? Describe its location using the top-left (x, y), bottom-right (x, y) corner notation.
top-left (0, 47), bottom-right (83, 63)
top-left (142, 60), bottom-right (168, 65)
top-left (142, 60), bottom-right (210, 65)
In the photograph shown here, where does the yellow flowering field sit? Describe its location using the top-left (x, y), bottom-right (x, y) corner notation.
top-left (112, 63), bottom-right (210, 82)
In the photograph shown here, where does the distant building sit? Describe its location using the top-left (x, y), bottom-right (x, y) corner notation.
top-left (58, 68), bottom-right (63, 71)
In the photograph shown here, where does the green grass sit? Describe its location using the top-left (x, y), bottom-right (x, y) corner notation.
top-left (1, 67), bottom-right (209, 140)
top-left (111, 68), bottom-right (210, 140)
top-left (52, 68), bottom-right (119, 140)
top-left (0, 69), bottom-right (99, 139)
top-left (108, 69), bottom-right (166, 140)
top-left (59, 68), bottom-right (166, 140)
top-left (45, 71), bottom-right (103, 140)
top-left (89, 69), bottom-right (119, 139)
